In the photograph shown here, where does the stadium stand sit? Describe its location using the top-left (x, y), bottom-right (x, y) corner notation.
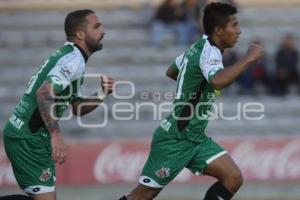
top-left (0, 1), bottom-right (299, 139)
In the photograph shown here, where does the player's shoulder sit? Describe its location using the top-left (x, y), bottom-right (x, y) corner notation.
top-left (199, 36), bottom-right (223, 67)
top-left (202, 37), bottom-right (222, 57)
top-left (62, 42), bottom-right (83, 61)
top-left (56, 43), bottom-right (85, 67)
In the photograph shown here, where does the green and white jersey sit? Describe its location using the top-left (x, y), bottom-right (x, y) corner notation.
top-left (160, 35), bottom-right (224, 142)
top-left (4, 42), bottom-right (87, 138)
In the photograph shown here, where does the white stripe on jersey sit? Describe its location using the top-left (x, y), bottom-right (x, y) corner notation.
top-left (175, 58), bottom-right (188, 99)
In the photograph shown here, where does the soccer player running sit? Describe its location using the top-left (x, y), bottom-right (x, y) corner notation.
top-left (119, 2), bottom-right (263, 200)
top-left (1, 9), bottom-right (115, 200)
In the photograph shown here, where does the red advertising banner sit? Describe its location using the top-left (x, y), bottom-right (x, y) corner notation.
top-left (1, 137), bottom-right (300, 186)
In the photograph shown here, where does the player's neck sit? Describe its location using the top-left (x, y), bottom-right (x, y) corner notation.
top-left (75, 42), bottom-right (92, 57)
top-left (70, 39), bottom-right (92, 57)
top-left (210, 35), bottom-right (225, 52)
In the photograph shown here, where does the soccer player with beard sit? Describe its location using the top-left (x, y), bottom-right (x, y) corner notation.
top-left (1, 9), bottom-right (115, 200)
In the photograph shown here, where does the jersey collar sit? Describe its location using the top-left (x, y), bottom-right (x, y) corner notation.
top-left (74, 43), bottom-right (89, 63)
top-left (64, 42), bottom-right (89, 63)
top-left (203, 35), bottom-right (224, 54)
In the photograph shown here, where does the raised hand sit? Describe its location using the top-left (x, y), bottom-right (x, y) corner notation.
top-left (245, 43), bottom-right (264, 63)
top-left (101, 75), bottom-right (115, 95)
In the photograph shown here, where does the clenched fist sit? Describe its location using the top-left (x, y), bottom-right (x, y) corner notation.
top-left (100, 75), bottom-right (115, 95)
top-left (245, 43), bottom-right (264, 63)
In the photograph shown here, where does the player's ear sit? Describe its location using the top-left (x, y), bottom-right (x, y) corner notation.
top-left (215, 26), bottom-right (223, 37)
top-left (75, 30), bottom-right (85, 40)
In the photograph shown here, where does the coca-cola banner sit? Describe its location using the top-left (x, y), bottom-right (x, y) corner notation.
top-left (1, 137), bottom-right (300, 186)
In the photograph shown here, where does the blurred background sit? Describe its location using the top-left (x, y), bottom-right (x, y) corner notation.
top-left (0, 0), bottom-right (300, 199)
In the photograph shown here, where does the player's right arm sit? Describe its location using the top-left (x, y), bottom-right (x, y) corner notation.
top-left (166, 52), bottom-right (185, 80)
top-left (210, 43), bottom-right (263, 90)
top-left (36, 55), bottom-right (83, 165)
top-left (36, 81), bottom-right (67, 165)
top-left (166, 66), bottom-right (178, 80)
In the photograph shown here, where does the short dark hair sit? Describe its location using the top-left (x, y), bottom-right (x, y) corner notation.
top-left (203, 2), bottom-right (237, 36)
top-left (64, 9), bottom-right (95, 41)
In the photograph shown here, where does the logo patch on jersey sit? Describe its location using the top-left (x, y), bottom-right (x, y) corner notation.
top-left (160, 119), bottom-right (171, 132)
top-left (59, 65), bottom-right (72, 79)
top-left (209, 59), bottom-right (221, 66)
top-left (200, 111), bottom-right (209, 118)
top-left (39, 168), bottom-right (52, 182)
top-left (155, 167), bottom-right (170, 178)
top-left (9, 114), bottom-right (24, 130)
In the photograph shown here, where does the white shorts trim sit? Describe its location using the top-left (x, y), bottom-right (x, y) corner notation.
top-left (206, 151), bottom-right (227, 164)
top-left (24, 185), bottom-right (55, 195)
top-left (139, 176), bottom-right (163, 188)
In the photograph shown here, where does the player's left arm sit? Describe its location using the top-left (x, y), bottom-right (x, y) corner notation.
top-left (209, 44), bottom-right (263, 90)
top-left (71, 75), bottom-right (115, 116)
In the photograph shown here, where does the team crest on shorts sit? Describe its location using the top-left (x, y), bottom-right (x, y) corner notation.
top-left (39, 168), bottom-right (52, 182)
top-left (155, 167), bottom-right (170, 178)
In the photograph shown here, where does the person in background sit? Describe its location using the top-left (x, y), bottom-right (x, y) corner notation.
top-left (180, 0), bottom-right (202, 44)
top-left (273, 33), bottom-right (299, 95)
top-left (151, 0), bottom-right (188, 47)
top-left (238, 39), bottom-right (269, 95)
top-left (222, 49), bottom-right (238, 94)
